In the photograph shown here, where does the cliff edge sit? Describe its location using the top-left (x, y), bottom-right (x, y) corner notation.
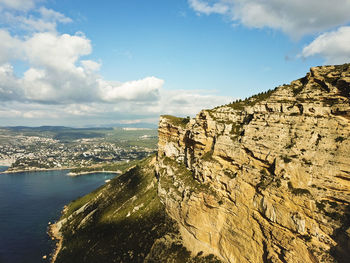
top-left (157, 64), bottom-right (350, 263)
top-left (52, 64), bottom-right (350, 263)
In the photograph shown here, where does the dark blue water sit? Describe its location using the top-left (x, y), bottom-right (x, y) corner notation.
top-left (0, 167), bottom-right (116, 263)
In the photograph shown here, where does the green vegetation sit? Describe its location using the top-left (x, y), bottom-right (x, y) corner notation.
top-left (161, 157), bottom-right (217, 197)
top-left (104, 128), bottom-right (158, 148)
top-left (225, 88), bottom-right (277, 111)
top-left (70, 160), bottom-right (139, 174)
top-left (161, 115), bottom-right (190, 128)
top-left (230, 123), bottom-right (242, 136)
top-left (56, 156), bottom-right (222, 263)
top-left (335, 136), bottom-right (346, 143)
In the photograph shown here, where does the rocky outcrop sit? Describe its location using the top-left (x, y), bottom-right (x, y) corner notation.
top-left (156, 64), bottom-right (350, 263)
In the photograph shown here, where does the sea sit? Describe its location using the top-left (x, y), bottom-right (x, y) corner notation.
top-left (0, 167), bottom-right (116, 263)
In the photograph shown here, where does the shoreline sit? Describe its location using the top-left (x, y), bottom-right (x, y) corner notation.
top-left (0, 167), bottom-right (74, 175)
top-left (0, 166), bottom-right (123, 176)
top-left (48, 223), bottom-right (62, 263)
top-left (67, 170), bottom-right (121, 176)
top-left (48, 205), bottom-right (68, 263)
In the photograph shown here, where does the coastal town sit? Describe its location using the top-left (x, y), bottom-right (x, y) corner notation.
top-left (0, 127), bottom-right (157, 173)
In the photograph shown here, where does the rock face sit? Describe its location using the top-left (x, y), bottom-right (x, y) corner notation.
top-left (156, 64), bottom-right (350, 263)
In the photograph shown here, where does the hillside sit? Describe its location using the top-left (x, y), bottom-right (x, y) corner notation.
top-left (52, 64), bottom-right (350, 263)
top-left (51, 156), bottom-right (221, 263)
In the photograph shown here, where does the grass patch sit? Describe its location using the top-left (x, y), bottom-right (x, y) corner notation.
top-left (161, 115), bottom-right (190, 128)
top-left (70, 159), bottom-right (139, 174)
top-left (56, 156), bottom-right (209, 263)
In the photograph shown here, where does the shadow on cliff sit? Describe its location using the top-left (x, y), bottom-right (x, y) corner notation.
top-left (56, 207), bottom-right (172, 263)
top-left (330, 204), bottom-right (350, 263)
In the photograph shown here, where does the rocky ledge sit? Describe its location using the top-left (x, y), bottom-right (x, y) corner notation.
top-left (156, 64), bottom-right (350, 263)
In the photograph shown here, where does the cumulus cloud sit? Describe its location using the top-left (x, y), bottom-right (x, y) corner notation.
top-left (0, 1), bottom-right (233, 126)
top-left (301, 26), bottom-right (350, 64)
top-left (81, 60), bottom-right (101, 72)
top-left (0, 29), bottom-right (21, 64)
top-left (99, 77), bottom-right (163, 102)
top-left (0, 28), bottom-right (166, 105)
top-left (38, 7), bottom-right (72, 24)
top-left (0, 26), bottom-right (229, 123)
top-left (0, 2), bottom-right (72, 33)
top-left (188, 0), bottom-right (350, 38)
top-left (0, 0), bottom-right (38, 11)
top-left (0, 64), bottom-right (22, 101)
top-left (189, 0), bottom-right (228, 15)
top-left (24, 32), bottom-right (91, 71)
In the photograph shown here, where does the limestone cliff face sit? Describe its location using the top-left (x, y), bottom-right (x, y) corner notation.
top-left (156, 64), bottom-right (350, 263)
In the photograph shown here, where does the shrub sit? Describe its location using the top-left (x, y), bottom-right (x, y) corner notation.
top-left (335, 136), bottom-right (345, 143)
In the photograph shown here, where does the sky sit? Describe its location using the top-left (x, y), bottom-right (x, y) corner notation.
top-left (0, 0), bottom-right (350, 127)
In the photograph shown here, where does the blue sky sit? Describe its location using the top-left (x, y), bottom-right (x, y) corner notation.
top-left (0, 0), bottom-right (349, 126)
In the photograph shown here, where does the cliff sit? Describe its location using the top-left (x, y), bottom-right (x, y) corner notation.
top-left (52, 64), bottom-right (350, 263)
top-left (157, 64), bottom-right (350, 263)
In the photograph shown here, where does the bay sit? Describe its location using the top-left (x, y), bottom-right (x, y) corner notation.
top-left (0, 168), bottom-right (116, 263)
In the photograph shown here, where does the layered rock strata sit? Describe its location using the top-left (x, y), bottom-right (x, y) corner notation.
top-left (156, 64), bottom-right (350, 263)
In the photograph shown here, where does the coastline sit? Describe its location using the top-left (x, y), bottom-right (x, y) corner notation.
top-left (48, 223), bottom-right (62, 263)
top-left (0, 166), bottom-right (122, 176)
top-left (0, 167), bottom-right (73, 175)
top-left (48, 206), bottom-right (68, 263)
top-left (67, 170), bottom-right (121, 176)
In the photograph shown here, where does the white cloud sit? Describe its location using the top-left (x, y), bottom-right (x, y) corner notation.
top-left (189, 0), bottom-right (228, 15)
top-left (301, 26), bottom-right (350, 64)
top-left (0, 64), bottom-right (24, 101)
top-left (0, 2), bottom-right (233, 126)
top-left (0, 29), bottom-right (165, 105)
top-left (0, 5), bottom-right (72, 32)
top-left (0, 29), bottom-right (22, 64)
top-left (0, 0), bottom-right (38, 11)
top-left (188, 0), bottom-right (350, 38)
top-left (99, 77), bottom-right (163, 102)
top-left (81, 60), bottom-right (101, 72)
top-left (39, 7), bottom-right (72, 24)
top-left (24, 32), bottom-right (91, 71)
